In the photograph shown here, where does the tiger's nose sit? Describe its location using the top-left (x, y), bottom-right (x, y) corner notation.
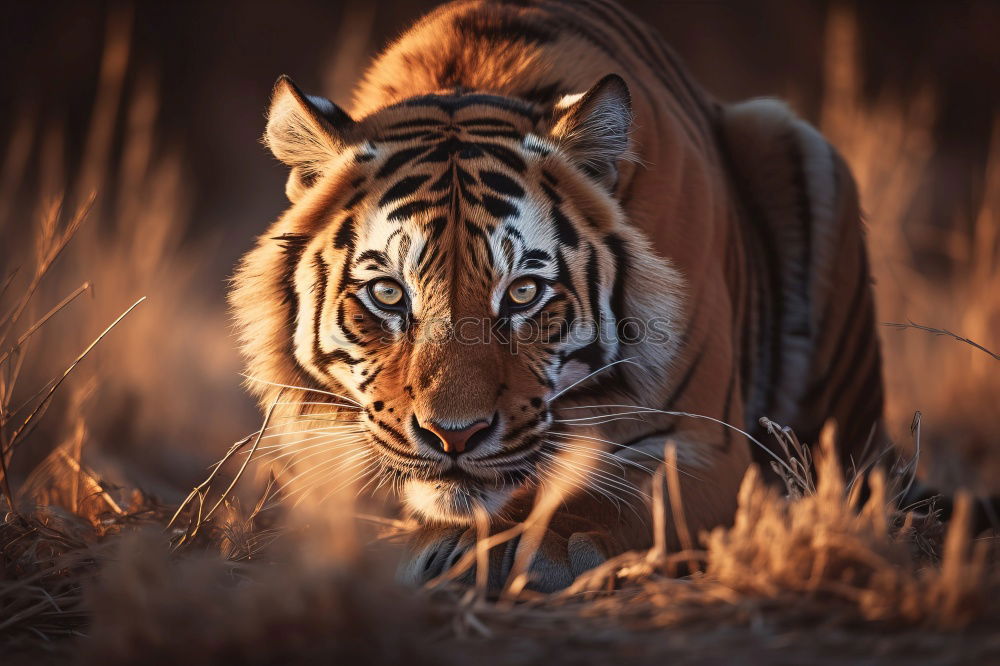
top-left (422, 417), bottom-right (493, 455)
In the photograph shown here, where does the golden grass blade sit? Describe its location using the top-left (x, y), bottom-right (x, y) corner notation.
top-left (664, 442), bottom-right (697, 575)
top-left (203, 394), bottom-right (283, 524)
top-left (883, 321), bottom-right (1000, 362)
top-left (4, 295), bottom-right (145, 453)
top-left (0, 192), bottom-right (95, 342)
top-left (0, 268), bottom-right (18, 302)
top-left (0, 282), bottom-right (91, 367)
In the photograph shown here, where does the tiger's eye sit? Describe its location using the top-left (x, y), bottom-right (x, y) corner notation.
top-left (507, 277), bottom-right (539, 306)
top-left (371, 279), bottom-right (404, 307)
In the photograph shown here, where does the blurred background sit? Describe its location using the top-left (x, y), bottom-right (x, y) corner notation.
top-left (0, 0), bottom-right (997, 499)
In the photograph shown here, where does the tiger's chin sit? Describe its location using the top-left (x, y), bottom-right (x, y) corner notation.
top-left (402, 477), bottom-right (515, 525)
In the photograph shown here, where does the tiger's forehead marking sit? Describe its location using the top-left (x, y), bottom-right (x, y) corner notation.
top-left (344, 93), bottom-right (561, 313)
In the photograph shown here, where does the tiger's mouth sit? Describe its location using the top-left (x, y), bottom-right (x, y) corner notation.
top-left (396, 441), bottom-right (545, 522)
top-left (394, 429), bottom-right (545, 523)
top-left (360, 402), bottom-right (553, 522)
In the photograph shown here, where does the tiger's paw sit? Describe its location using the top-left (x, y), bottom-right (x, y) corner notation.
top-left (397, 524), bottom-right (612, 594)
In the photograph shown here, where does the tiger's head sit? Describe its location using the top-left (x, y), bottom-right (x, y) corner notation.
top-left (231, 75), bottom-right (683, 524)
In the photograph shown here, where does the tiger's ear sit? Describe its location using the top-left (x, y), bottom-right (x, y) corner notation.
top-left (265, 75), bottom-right (355, 202)
top-left (549, 74), bottom-right (633, 188)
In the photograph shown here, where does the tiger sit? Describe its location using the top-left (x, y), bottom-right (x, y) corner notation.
top-left (229, 0), bottom-right (884, 591)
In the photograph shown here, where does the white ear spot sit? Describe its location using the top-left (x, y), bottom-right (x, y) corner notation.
top-left (554, 92), bottom-right (585, 110)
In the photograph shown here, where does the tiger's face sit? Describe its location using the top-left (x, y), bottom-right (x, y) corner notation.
top-left (233, 75), bottom-right (680, 524)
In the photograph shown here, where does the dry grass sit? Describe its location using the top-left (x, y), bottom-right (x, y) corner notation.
top-left (2, 8), bottom-right (249, 498)
top-left (2, 6), bottom-right (999, 665)
top-left (820, 6), bottom-right (1000, 495)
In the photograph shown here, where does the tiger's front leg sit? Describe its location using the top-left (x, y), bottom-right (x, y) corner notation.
top-left (397, 517), bottom-right (616, 594)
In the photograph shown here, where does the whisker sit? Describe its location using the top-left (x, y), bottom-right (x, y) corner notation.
top-left (548, 357), bottom-right (640, 402)
top-left (251, 438), bottom-right (363, 463)
top-left (555, 416), bottom-right (647, 426)
top-left (544, 439), bottom-right (640, 476)
top-left (252, 429), bottom-right (365, 452)
top-left (555, 409), bottom-right (653, 423)
top-left (552, 403), bottom-right (795, 477)
top-left (304, 458), bottom-right (380, 507)
top-left (244, 417), bottom-right (362, 439)
top-left (273, 451), bottom-right (370, 502)
top-left (547, 437), bottom-right (652, 467)
top-left (548, 430), bottom-right (702, 482)
top-left (354, 462), bottom-right (389, 498)
top-left (260, 441), bottom-right (369, 491)
top-left (274, 400), bottom-right (363, 410)
top-left (536, 451), bottom-right (643, 521)
top-left (540, 446), bottom-right (652, 503)
top-left (536, 451), bottom-right (610, 507)
top-left (256, 424), bottom-right (365, 441)
top-left (274, 411), bottom-right (364, 421)
top-left (241, 374), bottom-right (364, 406)
top-left (540, 451), bottom-right (650, 527)
top-left (252, 433), bottom-right (365, 454)
top-left (288, 459), bottom-right (367, 501)
top-left (255, 424), bottom-right (362, 441)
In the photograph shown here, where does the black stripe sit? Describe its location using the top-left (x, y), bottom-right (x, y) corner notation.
top-left (604, 234), bottom-right (629, 334)
top-left (540, 181), bottom-right (562, 205)
top-left (388, 200), bottom-right (436, 222)
top-left (452, 13), bottom-right (558, 46)
top-left (500, 415), bottom-right (541, 444)
top-left (824, 301), bottom-right (878, 418)
top-left (789, 133), bottom-right (813, 311)
top-left (358, 364), bottom-right (383, 393)
top-left (457, 118), bottom-right (516, 128)
top-left (333, 216), bottom-right (355, 250)
top-left (554, 249), bottom-right (576, 303)
top-left (376, 146), bottom-right (431, 179)
top-left (479, 170), bottom-right (525, 198)
top-left (401, 93), bottom-right (540, 120)
top-left (802, 245), bottom-right (870, 403)
top-left (464, 129), bottom-right (524, 140)
top-left (584, 242), bottom-right (602, 330)
top-left (523, 248), bottom-right (551, 263)
top-left (463, 219), bottom-right (494, 268)
top-left (377, 129), bottom-right (442, 143)
top-left (273, 233), bottom-right (310, 364)
top-left (379, 174), bottom-right (430, 208)
top-left (481, 194), bottom-right (518, 219)
top-left (311, 251), bottom-right (331, 370)
top-left (389, 118), bottom-right (444, 130)
top-left (344, 189), bottom-right (368, 210)
top-left (354, 249), bottom-right (388, 269)
top-left (476, 142), bottom-right (527, 173)
top-left (551, 206), bottom-right (579, 248)
top-left (371, 434), bottom-right (426, 464)
top-left (619, 427), bottom-right (678, 450)
top-left (517, 81), bottom-right (564, 106)
top-left (375, 417), bottom-right (413, 450)
top-left (663, 341), bottom-right (706, 411)
top-left (335, 300), bottom-right (362, 345)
